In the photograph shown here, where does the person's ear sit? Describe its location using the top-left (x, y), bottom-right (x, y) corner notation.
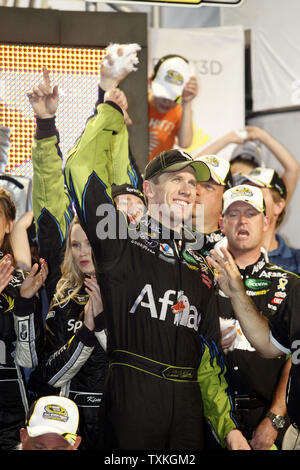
top-left (219, 215), bottom-right (224, 233)
top-left (143, 180), bottom-right (155, 199)
top-left (274, 198), bottom-right (286, 217)
top-left (6, 220), bottom-right (13, 234)
top-left (263, 215), bottom-right (271, 232)
top-left (19, 428), bottom-right (27, 443)
top-left (72, 436), bottom-right (82, 450)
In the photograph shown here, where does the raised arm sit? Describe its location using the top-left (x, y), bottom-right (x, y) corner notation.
top-left (194, 130), bottom-right (245, 159)
top-left (177, 76), bottom-right (198, 149)
top-left (245, 126), bottom-right (299, 204)
top-left (10, 210), bottom-right (34, 271)
top-left (28, 67), bottom-right (73, 301)
top-left (64, 45), bottom-right (141, 264)
top-left (207, 247), bottom-right (283, 359)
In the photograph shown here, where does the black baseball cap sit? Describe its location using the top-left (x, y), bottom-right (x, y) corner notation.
top-left (111, 184), bottom-right (145, 203)
top-left (144, 149), bottom-right (210, 182)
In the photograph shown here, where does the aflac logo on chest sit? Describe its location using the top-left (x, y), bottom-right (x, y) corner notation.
top-left (129, 284), bottom-right (201, 331)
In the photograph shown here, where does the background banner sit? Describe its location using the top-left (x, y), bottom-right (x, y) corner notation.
top-left (148, 25), bottom-right (245, 159)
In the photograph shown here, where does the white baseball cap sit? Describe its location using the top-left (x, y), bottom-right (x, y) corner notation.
top-left (222, 184), bottom-right (265, 215)
top-left (194, 155), bottom-right (233, 189)
top-left (26, 396), bottom-right (79, 446)
top-left (235, 167), bottom-right (287, 200)
top-left (151, 55), bottom-right (190, 102)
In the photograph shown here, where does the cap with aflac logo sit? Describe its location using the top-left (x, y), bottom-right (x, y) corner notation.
top-left (194, 154), bottom-right (233, 189)
top-left (144, 149), bottom-right (210, 183)
top-left (222, 184), bottom-right (266, 215)
top-left (151, 55), bottom-right (190, 103)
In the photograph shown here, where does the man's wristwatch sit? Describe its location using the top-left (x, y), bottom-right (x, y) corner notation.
top-left (266, 411), bottom-right (286, 430)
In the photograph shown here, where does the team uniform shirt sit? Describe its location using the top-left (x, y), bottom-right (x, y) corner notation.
top-left (64, 100), bottom-right (238, 450)
top-left (196, 229), bottom-right (225, 257)
top-left (28, 287), bottom-right (108, 450)
top-left (24, 115), bottom-right (109, 450)
top-left (268, 268), bottom-right (300, 429)
top-left (148, 98), bottom-right (182, 161)
top-left (1, 261), bottom-right (41, 450)
top-left (217, 255), bottom-right (288, 406)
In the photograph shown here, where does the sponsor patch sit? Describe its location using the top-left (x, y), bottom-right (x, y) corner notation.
top-left (43, 404), bottom-right (68, 423)
top-left (259, 270), bottom-right (287, 278)
top-left (245, 289), bottom-right (269, 296)
top-left (268, 303), bottom-right (278, 311)
top-left (159, 243), bottom-right (174, 257)
top-left (183, 260), bottom-right (199, 271)
top-left (131, 239), bottom-right (156, 255)
top-left (275, 291), bottom-right (287, 298)
top-left (271, 297), bottom-right (284, 305)
top-left (277, 278), bottom-right (288, 291)
top-left (244, 278), bottom-right (271, 290)
top-left (182, 249), bottom-right (198, 266)
top-left (18, 320), bottom-right (29, 342)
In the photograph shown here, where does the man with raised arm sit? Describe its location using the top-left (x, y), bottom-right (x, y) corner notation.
top-left (63, 51), bottom-right (250, 448)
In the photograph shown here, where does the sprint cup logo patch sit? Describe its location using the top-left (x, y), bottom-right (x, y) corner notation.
top-left (203, 156), bottom-right (219, 167)
top-left (165, 69), bottom-right (184, 86)
top-left (231, 186), bottom-right (253, 199)
top-left (43, 404), bottom-right (68, 423)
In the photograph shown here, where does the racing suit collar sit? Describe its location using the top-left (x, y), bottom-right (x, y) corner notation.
top-left (138, 214), bottom-right (199, 248)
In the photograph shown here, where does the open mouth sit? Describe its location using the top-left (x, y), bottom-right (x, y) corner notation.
top-left (237, 229), bottom-right (250, 239)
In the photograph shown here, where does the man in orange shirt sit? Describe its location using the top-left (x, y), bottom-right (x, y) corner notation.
top-left (148, 55), bottom-right (198, 161)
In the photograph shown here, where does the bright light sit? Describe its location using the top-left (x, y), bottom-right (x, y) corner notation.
top-left (0, 43), bottom-right (106, 178)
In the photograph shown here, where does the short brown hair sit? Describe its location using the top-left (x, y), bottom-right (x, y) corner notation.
top-left (270, 188), bottom-right (285, 228)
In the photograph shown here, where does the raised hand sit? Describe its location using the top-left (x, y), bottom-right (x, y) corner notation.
top-left (20, 258), bottom-right (48, 299)
top-left (84, 276), bottom-right (103, 331)
top-left (182, 76), bottom-right (199, 104)
top-left (104, 88), bottom-right (132, 125)
top-left (206, 247), bottom-right (244, 298)
top-left (99, 43), bottom-right (141, 92)
top-left (27, 67), bottom-right (59, 119)
top-left (0, 255), bottom-right (14, 293)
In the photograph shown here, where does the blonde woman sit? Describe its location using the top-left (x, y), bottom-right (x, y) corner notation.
top-left (26, 66), bottom-right (108, 449)
top-left (28, 216), bottom-right (107, 450)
